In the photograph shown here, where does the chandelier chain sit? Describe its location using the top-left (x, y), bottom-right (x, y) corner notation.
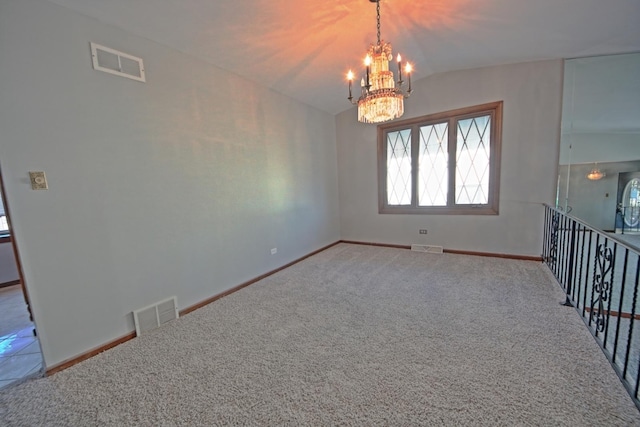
top-left (376, 0), bottom-right (381, 45)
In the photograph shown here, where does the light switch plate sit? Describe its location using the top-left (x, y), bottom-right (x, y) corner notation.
top-left (29, 171), bottom-right (48, 190)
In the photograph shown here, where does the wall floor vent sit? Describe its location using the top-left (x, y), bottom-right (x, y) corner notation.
top-left (133, 296), bottom-right (178, 336)
top-left (90, 42), bottom-right (146, 82)
top-left (411, 244), bottom-right (444, 254)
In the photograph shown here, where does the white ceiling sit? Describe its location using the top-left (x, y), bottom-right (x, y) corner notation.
top-left (47, 0), bottom-right (640, 115)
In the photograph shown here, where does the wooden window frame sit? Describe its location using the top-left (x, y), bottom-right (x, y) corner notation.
top-left (378, 101), bottom-right (503, 215)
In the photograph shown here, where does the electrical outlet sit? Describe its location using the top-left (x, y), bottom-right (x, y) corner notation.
top-left (419, 229), bottom-right (428, 234)
top-left (270, 248), bottom-right (277, 255)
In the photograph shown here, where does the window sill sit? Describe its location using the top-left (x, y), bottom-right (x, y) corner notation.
top-left (379, 206), bottom-right (499, 215)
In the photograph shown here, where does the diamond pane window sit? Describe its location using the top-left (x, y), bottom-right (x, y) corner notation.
top-left (386, 129), bottom-right (412, 205)
top-left (456, 115), bottom-right (490, 205)
top-left (378, 102), bottom-right (502, 215)
top-left (418, 123), bottom-right (448, 206)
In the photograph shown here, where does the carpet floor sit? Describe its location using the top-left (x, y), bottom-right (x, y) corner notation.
top-left (1, 243), bottom-right (639, 426)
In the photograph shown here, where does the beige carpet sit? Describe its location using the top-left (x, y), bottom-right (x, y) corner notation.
top-left (1, 243), bottom-right (639, 425)
top-left (0, 285), bottom-right (33, 339)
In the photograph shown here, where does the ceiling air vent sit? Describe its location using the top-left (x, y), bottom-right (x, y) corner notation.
top-left (133, 296), bottom-right (179, 336)
top-left (90, 42), bottom-right (146, 82)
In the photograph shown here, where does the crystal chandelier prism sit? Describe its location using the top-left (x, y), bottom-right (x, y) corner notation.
top-left (346, 0), bottom-right (412, 124)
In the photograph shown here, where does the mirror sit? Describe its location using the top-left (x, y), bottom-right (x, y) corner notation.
top-left (557, 52), bottom-right (640, 243)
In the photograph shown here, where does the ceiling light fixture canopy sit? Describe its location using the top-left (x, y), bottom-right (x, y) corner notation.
top-left (346, 0), bottom-right (412, 124)
top-left (586, 163), bottom-right (606, 181)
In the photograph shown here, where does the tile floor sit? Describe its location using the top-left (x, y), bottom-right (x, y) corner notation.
top-left (0, 325), bottom-right (43, 390)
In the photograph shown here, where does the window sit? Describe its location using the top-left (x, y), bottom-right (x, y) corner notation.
top-left (378, 101), bottom-right (502, 215)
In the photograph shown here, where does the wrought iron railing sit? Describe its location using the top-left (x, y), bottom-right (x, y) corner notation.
top-left (543, 204), bottom-right (640, 409)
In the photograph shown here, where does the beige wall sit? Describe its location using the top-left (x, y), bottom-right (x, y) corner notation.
top-left (336, 60), bottom-right (563, 257)
top-left (0, 0), bottom-right (340, 367)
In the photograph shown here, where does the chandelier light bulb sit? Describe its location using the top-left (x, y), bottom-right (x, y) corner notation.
top-left (405, 63), bottom-right (412, 92)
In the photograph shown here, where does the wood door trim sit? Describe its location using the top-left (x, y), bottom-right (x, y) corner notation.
top-left (0, 170), bottom-right (32, 321)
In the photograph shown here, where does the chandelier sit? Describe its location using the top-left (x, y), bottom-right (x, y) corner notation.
top-left (586, 163), bottom-right (606, 181)
top-left (346, 0), bottom-right (412, 124)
